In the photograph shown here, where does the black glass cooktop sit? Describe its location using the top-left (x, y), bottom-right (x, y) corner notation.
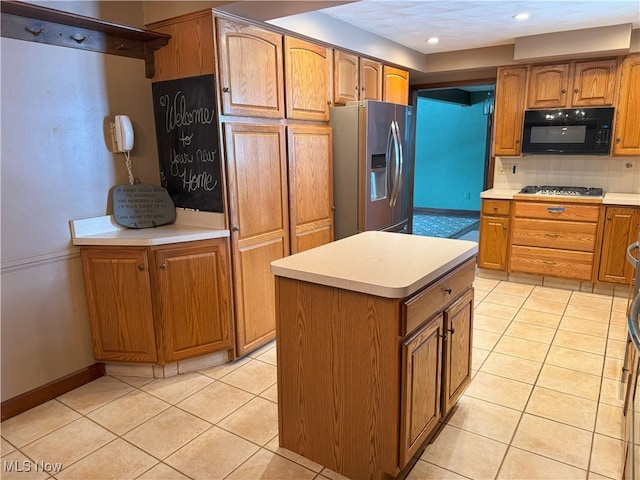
top-left (519, 186), bottom-right (604, 197)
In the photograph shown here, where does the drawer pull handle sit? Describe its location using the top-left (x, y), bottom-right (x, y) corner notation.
top-left (545, 233), bottom-right (560, 238)
top-left (444, 288), bottom-right (452, 295)
top-left (543, 260), bottom-right (556, 265)
top-left (547, 207), bottom-right (565, 213)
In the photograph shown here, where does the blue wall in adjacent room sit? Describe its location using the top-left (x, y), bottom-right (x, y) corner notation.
top-left (413, 93), bottom-right (489, 212)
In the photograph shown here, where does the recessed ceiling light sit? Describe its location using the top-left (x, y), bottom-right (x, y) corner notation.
top-left (513, 12), bottom-right (530, 21)
top-left (426, 37), bottom-right (439, 44)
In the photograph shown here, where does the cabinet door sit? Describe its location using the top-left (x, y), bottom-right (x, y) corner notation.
top-left (224, 123), bottom-right (290, 355)
top-left (442, 289), bottom-right (474, 416)
top-left (613, 54), bottom-right (640, 156)
top-left (148, 11), bottom-right (215, 82)
top-left (383, 65), bottom-right (409, 105)
top-left (80, 248), bottom-right (157, 363)
top-left (153, 239), bottom-right (233, 363)
top-left (527, 63), bottom-right (571, 108)
top-left (571, 59), bottom-right (618, 106)
top-left (360, 58), bottom-right (383, 101)
top-left (493, 66), bottom-right (527, 156)
top-left (334, 50), bottom-right (359, 105)
top-left (216, 18), bottom-right (285, 118)
top-left (400, 314), bottom-right (443, 466)
top-left (287, 125), bottom-right (334, 254)
top-left (599, 207), bottom-right (640, 284)
top-left (478, 215), bottom-right (510, 270)
top-left (284, 36), bottom-right (331, 121)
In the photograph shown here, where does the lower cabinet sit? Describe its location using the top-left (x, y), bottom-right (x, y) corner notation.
top-left (80, 238), bottom-right (234, 364)
top-left (599, 206), bottom-right (640, 284)
top-left (277, 257), bottom-right (475, 479)
top-left (478, 199), bottom-right (511, 270)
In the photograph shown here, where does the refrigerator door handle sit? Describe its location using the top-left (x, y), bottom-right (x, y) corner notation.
top-left (394, 120), bottom-right (404, 207)
top-left (389, 121), bottom-right (402, 207)
top-left (386, 120), bottom-right (395, 201)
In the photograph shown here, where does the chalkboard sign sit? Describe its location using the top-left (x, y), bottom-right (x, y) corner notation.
top-left (152, 74), bottom-right (223, 212)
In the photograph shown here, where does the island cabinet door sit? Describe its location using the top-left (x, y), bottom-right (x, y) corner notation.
top-left (441, 288), bottom-right (474, 417)
top-left (151, 239), bottom-right (233, 363)
top-left (400, 313), bottom-right (443, 467)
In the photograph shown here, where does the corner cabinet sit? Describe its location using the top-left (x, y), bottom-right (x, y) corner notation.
top-left (284, 36), bottom-right (331, 121)
top-left (598, 206), bottom-right (640, 284)
top-left (492, 66), bottom-right (527, 156)
top-left (276, 256), bottom-right (475, 479)
top-left (80, 239), bottom-right (233, 364)
top-left (613, 54), bottom-right (640, 156)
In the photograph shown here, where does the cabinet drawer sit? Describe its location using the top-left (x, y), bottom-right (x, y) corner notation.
top-left (514, 202), bottom-right (600, 222)
top-left (510, 245), bottom-right (593, 281)
top-left (482, 199), bottom-right (510, 216)
top-left (511, 218), bottom-right (597, 251)
top-left (403, 258), bottom-right (475, 335)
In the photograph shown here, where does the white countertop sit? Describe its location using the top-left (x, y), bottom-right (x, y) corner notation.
top-left (481, 188), bottom-right (640, 206)
top-left (70, 209), bottom-right (229, 246)
top-left (270, 231), bottom-right (478, 299)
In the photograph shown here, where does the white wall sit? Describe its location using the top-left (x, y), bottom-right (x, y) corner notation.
top-left (0, 1), bottom-right (161, 401)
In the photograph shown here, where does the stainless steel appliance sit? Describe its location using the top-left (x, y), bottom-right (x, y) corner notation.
top-left (518, 185), bottom-right (604, 197)
top-left (330, 100), bottom-right (414, 240)
top-left (623, 233), bottom-right (640, 479)
top-left (522, 107), bottom-right (614, 155)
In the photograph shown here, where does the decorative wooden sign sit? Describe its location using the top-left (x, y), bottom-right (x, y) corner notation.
top-left (151, 74), bottom-right (223, 213)
top-left (112, 183), bottom-right (176, 229)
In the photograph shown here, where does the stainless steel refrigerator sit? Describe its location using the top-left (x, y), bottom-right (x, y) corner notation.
top-left (330, 100), bottom-right (414, 240)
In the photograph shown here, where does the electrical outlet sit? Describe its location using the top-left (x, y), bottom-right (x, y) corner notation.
top-left (498, 165), bottom-right (505, 175)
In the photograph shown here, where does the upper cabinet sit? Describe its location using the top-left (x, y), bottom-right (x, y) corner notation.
top-left (383, 65), bottom-right (410, 105)
top-left (612, 54), bottom-right (640, 156)
top-left (216, 18), bottom-right (285, 118)
top-left (147, 11), bottom-right (215, 82)
top-left (360, 58), bottom-right (383, 101)
top-left (493, 66), bottom-right (527, 156)
top-left (333, 51), bottom-right (385, 104)
top-left (527, 59), bottom-right (618, 109)
top-left (334, 50), bottom-right (359, 105)
top-left (284, 36), bottom-right (331, 121)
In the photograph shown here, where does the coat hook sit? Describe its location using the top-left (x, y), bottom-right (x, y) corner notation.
top-left (72, 35), bottom-right (87, 44)
top-left (26, 27), bottom-right (45, 36)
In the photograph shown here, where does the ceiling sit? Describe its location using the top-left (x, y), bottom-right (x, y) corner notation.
top-left (312, 0), bottom-right (639, 55)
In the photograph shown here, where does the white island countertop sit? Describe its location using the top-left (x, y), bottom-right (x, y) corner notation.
top-left (70, 209), bottom-right (229, 246)
top-left (271, 231), bottom-right (478, 299)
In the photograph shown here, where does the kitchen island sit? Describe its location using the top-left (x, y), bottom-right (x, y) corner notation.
top-left (271, 231), bottom-right (478, 480)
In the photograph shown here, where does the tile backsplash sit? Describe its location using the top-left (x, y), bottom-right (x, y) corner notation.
top-left (493, 155), bottom-right (640, 193)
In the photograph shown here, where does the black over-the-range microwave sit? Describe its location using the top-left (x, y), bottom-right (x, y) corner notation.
top-left (521, 107), bottom-right (614, 155)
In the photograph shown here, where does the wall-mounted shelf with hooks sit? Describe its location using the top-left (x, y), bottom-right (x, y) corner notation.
top-left (0, 0), bottom-right (171, 78)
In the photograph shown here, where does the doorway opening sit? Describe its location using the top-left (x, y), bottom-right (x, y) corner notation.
top-left (412, 84), bottom-right (495, 242)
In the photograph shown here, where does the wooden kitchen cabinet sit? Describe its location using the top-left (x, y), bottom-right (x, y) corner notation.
top-left (80, 239), bottom-right (233, 364)
top-left (216, 18), bottom-right (285, 118)
top-left (360, 57), bottom-right (383, 101)
top-left (478, 199), bottom-right (511, 271)
top-left (286, 124), bottom-right (334, 253)
top-left (333, 50), bottom-right (359, 104)
top-left (613, 54), bottom-right (640, 156)
top-left (284, 36), bottom-right (331, 121)
top-left (492, 66), bottom-right (527, 156)
top-left (224, 123), bottom-right (290, 356)
top-left (383, 65), bottom-right (409, 105)
top-left (527, 59), bottom-right (618, 108)
top-left (509, 200), bottom-right (600, 281)
top-left (276, 251), bottom-right (475, 479)
top-left (598, 206), bottom-right (640, 284)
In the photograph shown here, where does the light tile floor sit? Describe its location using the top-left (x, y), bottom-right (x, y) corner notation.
top-left (0, 277), bottom-right (632, 480)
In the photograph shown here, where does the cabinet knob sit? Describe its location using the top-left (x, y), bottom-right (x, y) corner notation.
top-left (493, 206), bottom-right (498, 211)
top-left (444, 288), bottom-right (452, 295)
top-left (616, 138), bottom-right (621, 144)
top-left (503, 225), bottom-right (508, 231)
top-left (448, 327), bottom-right (455, 335)
top-left (607, 216), bottom-right (612, 220)
top-left (515, 139), bottom-right (520, 144)
top-left (561, 89), bottom-right (566, 94)
top-left (160, 263), bottom-right (166, 270)
top-left (232, 226), bottom-right (240, 232)
top-left (138, 264), bottom-right (145, 271)
top-left (361, 86), bottom-right (366, 91)
top-left (574, 88), bottom-right (579, 93)
top-left (222, 87), bottom-right (230, 93)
